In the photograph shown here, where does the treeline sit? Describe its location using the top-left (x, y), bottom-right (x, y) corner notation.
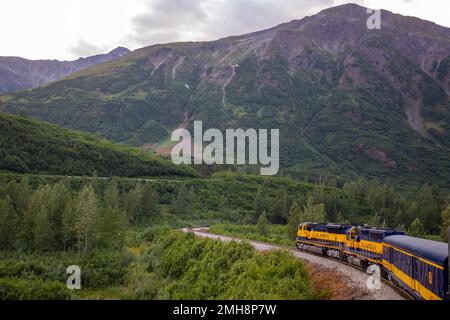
top-left (1, 172), bottom-right (449, 248)
top-left (0, 177), bottom-right (164, 253)
top-left (0, 112), bottom-right (196, 178)
top-left (252, 176), bottom-right (450, 239)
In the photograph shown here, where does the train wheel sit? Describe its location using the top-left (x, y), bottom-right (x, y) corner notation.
top-left (387, 274), bottom-right (393, 283)
top-left (360, 260), bottom-right (369, 270)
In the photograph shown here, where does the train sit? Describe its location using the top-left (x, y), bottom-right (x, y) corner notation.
top-left (296, 222), bottom-right (450, 300)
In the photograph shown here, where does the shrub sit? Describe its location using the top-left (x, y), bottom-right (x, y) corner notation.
top-left (0, 278), bottom-right (70, 300)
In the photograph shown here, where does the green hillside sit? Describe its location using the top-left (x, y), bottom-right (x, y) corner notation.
top-left (0, 112), bottom-right (196, 178)
top-left (1, 4), bottom-right (450, 187)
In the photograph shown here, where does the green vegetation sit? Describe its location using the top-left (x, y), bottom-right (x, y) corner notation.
top-left (209, 224), bottom-right (292, 246)
top-left (2, 26), bottom-right (450, 188)
top-left (1, 171), bottom-right (448, 237)
top-left (0, 175), bottom-right (324, 300)
top-left (441, 205), bottom-right (450, 242)
top-left (257, 211), bottom-right (269, 236)
top-left (0, 170), bottom-right (448, 300)
top-left (407, 218), bottom-right (426, 238)
top-left (1, 6), bottom-right (450, 301)
top-left (0, 251), bottom-right (132, 299)
top-left (0, 112), bottom-right (196, 178)
top-left (132, 231), bottom-right (322, 300)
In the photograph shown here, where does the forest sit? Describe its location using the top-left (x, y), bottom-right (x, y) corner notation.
top-left (0, 175), bottom-right (323, 299)
top-left (0, 170), bottom-right (449, 299)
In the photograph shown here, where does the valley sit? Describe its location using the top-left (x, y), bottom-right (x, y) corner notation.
top-left (0, 3), bottom-right (449, 301)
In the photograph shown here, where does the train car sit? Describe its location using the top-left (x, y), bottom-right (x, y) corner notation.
top-left (297, 223), bottom-right (350, 258)
top-left (382, 235), bottom-right (449, 300)
top-left (345, 227), bottom-right (404, 264)
top-left (297, 222), bottom-right (450, 300)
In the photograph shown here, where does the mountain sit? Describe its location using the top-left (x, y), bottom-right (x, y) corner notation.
top-left (0, 112), bottom-right (196, 178)
top-left (0, 47), bottom-right (130, 94)
top-left (1, 4), bottom-right (450, 187)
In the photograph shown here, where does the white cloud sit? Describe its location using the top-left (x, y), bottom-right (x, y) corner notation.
top-left (68, 39), bottom-right (109, 58)
top-left (0, 0), bottom-right (448, 60)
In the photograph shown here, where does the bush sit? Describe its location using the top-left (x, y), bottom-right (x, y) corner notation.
top-left (0, 278), bottom-right (70, 300)
top-left (0, 250), bottom-right (132, 290)
top-left (142, 231), bottom-right (318, 300)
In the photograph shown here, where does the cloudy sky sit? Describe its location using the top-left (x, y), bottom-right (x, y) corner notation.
top-left (0, 0), bottom-right (449, 60)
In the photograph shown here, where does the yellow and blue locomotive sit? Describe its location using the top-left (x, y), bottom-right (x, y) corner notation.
top-left (297, 222), bottom-right (449, 300)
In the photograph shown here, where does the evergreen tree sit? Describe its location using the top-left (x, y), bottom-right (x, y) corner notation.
top-left (408, 217), bottom-right (426, 238)
top-left (257, 211), bottom-right (269, 236)
top-left (96, 206), bottom-right (128, 249)
top-left (33, 202), bottom-right (54, 251)
top-left (394, 208), bottom-right (405, 229)
top-left (171, 185), bottom-right (192, 215)
top-left (126, 183), bottom-right (144, 222)
top-left (270, 190), bottom-right (287, 224)
top-left (62, 199), bottom-right (76, 252)
top-left (0, 197), bottom-right (18, 251)
top-left (74, 185), bottom-right (98, 256)
top-left (16, 176), bottom-right (31, 215)
top-left (417, 184), bottom-right (441, 234)
top-left (103, 178), bottom-right (120, 210)
top-left (31, 185), bottom-right (60, 251)
top-left (141, 183), bottom-right (160, 220)
top-left (3, 180), bottom-right (19, 210)
top-left (287, 202), bottom-right (301, 240)
top-left (441, 205), bottom-right (450, 242)
top-left (405, 201), bottom-right (418, 227)
top-left (17, 185), bottom-right (53, 251)
top-left (336, 211), bottom-right (345, 224)
top-left (47, 181), bottom-right (71, 246)
top-left (254, 186), bottom-right (265, 220)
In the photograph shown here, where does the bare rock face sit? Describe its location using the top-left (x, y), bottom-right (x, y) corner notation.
top-left (2, 4), bottom-right (450, 186)
top-left (0, 47), bottom-right (130, 94)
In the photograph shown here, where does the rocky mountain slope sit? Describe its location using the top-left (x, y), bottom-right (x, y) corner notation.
top-left (1, 4), bottom-right (450, 186)
top-left (0, 47), bottom-right (130, 94)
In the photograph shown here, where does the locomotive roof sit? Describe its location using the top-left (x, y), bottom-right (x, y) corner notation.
top-left (384, 235), bottom-right (448, 266)
top-left (361, 228), bottom-right (405, 235)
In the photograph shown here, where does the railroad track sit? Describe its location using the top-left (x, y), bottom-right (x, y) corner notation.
top-left (184, 228), bottom-right (406, 300)
top-left (294, 245), bottom-right (413, 300)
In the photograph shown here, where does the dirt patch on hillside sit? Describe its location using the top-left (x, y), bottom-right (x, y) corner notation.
top-left (306, 262), bottom-right (368, 300)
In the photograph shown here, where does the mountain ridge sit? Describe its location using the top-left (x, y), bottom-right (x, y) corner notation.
top-left (1, 4), bottom-right (450, 187)
top-left (0, 47), bottom-right (131, 94)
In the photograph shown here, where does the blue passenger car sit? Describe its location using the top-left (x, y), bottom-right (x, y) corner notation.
top-left (382, 235), bottom-right (449, 300)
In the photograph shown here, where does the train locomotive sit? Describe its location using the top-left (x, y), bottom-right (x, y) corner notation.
top-left (296, 222), bottom-right (449, 300)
